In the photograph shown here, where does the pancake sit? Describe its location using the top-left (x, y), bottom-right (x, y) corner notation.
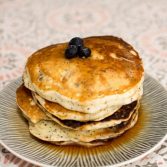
top-left (23, 36), bottom-right (144, 113)
top-left (16, 85), bottom-right (49, 123)
top-left (29, 110), bottom-right (138, 144)
top-left (35, 96), bottom-right (139, 130)
top-left (56, 101), bottom-right (139, 131)
top-left (33, 92), bottom-right (122, 122)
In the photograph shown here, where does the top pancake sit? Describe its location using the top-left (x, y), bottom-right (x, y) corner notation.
top-left (24, 36), bottom-right (144, 112)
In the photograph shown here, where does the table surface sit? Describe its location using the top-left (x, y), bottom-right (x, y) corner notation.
top-left (0, 0), bottom-right (167, 166)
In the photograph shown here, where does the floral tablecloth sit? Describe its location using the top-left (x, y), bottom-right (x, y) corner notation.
top-left (0, 0), bottom-right (167, 166)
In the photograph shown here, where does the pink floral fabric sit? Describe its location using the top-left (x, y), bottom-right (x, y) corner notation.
top-left (0, 0), bottom-right (167, 166)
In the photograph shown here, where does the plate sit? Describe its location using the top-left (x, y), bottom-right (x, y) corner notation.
top-left (0, 74), bottom-right (167, 167)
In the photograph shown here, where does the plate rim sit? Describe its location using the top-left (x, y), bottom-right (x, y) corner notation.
top-left (1, 134), bottom-right (167, 167)
top-left (0, 75), bottom-right (167, 167)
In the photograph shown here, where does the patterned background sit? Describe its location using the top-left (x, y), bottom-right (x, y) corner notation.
top-left (0, 0), bottom-right (167, 166)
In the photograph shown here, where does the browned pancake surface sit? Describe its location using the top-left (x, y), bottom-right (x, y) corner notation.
top-left (56, 101), bottom-right (137, 128)
top-left (26, 36), bottom-right (144, 101)
top-left (16, 85), bottom-right (47, 123)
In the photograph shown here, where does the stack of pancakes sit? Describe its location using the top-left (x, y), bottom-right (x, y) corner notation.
top-left (16, 36), bottom-right (144, 147)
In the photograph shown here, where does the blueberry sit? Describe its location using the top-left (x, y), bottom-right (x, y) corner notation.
top-left (65, 45), bottom-right (78, 59)
top-left (78, 47), bottom-right (91, 58)
top-left (69, 37), bottom-right (83, 47)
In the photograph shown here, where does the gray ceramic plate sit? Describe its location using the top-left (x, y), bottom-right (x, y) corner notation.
top-left (0, 75), bottom-right (167, 167)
